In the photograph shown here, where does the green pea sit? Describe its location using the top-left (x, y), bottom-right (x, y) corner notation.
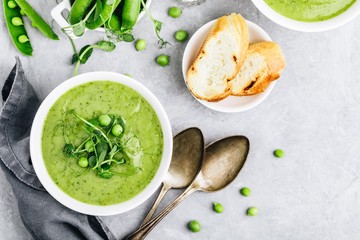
top-left (247, 207), bottom-right (258, 216)
top-left (274, 149), bottom-right (284, 158)
top-left (78, 157), bottom-right (88, 168)
top-left (85, 141), bottom-right (94, 152)
top-left (168, 7), bottom-right (182, 18)
top-left (156, 54), bottom-right (170, 67)
top-left (98, 115), bottom-right (111, 127)
top-left (18, 35), bottom-right (29, 43)
top-left (135, 39), bottom-right (146, 51)
top-left (188, 220), bottom-right (201, 232)
top-left (175, 30), bottom-right (189, 42)
top-left (20, 9), bottom-right (25, 16)
top-left (7, 1), bottom-right (17, 8)
top-left (240, 187), bottom-right (251, 197)
top-left (111, 124), bottom-right (123, 136)
top-left (213, 202), bottom-right (224, 213)
top-left (11, 17), bottom-right (23, 26)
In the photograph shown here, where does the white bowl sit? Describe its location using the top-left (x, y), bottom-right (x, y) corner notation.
top-left (251, 0), bottom-right (360, 32)
top-left (51, 0), bottom-right (152, 38)
top-left (30, 72), bottom-right (172, 216)
top-left (182, 19), bottom-right (273, 113)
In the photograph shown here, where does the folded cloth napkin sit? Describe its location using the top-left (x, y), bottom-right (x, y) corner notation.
top-left (0, 58), bottom-right (116, 240)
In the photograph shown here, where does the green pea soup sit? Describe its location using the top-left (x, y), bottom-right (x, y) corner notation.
top-left (264, 0), bottom-right (357, 22)
top-left (42, 81), bottom-right (164, 206)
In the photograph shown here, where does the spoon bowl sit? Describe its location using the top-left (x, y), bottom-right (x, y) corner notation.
top-left (165, 128), bottom-right (204, 188)
top-left (196, 136), bottom-right (250, 192)
top-left (127, 135), bottom-right (250, 240)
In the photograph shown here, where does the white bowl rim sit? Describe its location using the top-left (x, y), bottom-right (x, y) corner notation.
top-left (182, 19), bottom-right (275, 113)
top-left (30, 71), bottom-right (172, 216)
top-left (251, 0), bottom-right (360, 32)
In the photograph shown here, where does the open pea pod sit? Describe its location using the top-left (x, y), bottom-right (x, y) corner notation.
top-left (3, 0), bottom-right (33, 56)
top-left (14, 0), bottom-right (59, 40)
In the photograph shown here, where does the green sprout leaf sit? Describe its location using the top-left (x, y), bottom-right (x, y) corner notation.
top-left (98, 171), bottom-right (113, 179)
top-left (96, 41), bottom-right (116, 51)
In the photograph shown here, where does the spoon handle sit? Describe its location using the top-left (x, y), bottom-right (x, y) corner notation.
top-left (126, 187), bottom-right (197, 240)
top-left (140, 183), bottom-right (171, 227)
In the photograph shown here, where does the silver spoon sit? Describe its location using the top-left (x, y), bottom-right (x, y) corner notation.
top-left (127, 135), bottom-right (250, 240)
top-left (139, 127), bottom-right (204, 226)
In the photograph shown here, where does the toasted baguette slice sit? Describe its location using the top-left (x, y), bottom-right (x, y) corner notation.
top-left (186, 13), bottom-right (249, 102)
top-left (231, 41), bottom-right (286, 96)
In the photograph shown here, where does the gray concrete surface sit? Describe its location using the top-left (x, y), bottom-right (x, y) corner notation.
top-left (1, 0), bottom-right (360, 239)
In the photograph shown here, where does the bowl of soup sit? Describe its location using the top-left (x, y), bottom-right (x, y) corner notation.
top-left (30, 72), bottom-right (172, 216)
top-left (251, 0), bottom-right (360, 32)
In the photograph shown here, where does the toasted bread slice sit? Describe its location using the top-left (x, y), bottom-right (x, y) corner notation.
top-left (231, 41), bottom-right (286, 96)
top-left (186, 13), bottom-right (249, 102)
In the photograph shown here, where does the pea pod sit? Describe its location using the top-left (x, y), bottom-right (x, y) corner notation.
top-left (3, 0), bottom-right (32, 56)
top-left (68, 0), bottom-right (94, 25)
top-left (107, 14), bottom-right (121, 31)
top-left (121, 0), bottom-right (141, 30)
top-left (86, 0), bottom-right (121, 30)
top-left (13, 0), bottom-right (59, 40)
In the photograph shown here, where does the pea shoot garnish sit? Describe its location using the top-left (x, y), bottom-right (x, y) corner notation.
top-left (62, 112), bottom-right (143, 179)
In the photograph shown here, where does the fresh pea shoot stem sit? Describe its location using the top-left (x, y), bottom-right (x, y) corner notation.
top-left (140, 0), bottom-right (169, 48)
top-left (61, 4), bottom-right (96, 36)
top-left (74, 114), bottom-right (113, 149)
top-left (75, 137), bottom-right (91, 152)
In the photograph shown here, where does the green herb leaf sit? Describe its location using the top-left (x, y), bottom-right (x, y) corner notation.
top-left (101, 163), bottom-right (111, 170)
top-left (96, 41), bottom-right (116, 51)
top-left (122, 34), bottom-right (135, 42)
top-left (72, 22), bottom-right (86, 37)
top-left (63, 144), bottom-right (75, 157)
top-left (71, 54), bottom-right (79, 65)
top-left (96, 142), bottom-right (109, 154)
top-left (88, 156), bottom-right (96, 168)
top-left (98, 171), bottom-right (113, 179)
top-left (105, 0), bottom-right (115, 5)
top-left (78, 45), bottom-right (94, 64)
top-left (154, 20), bottom-right (162, 32)
top-left (98, 151), bottom-right (107, 164)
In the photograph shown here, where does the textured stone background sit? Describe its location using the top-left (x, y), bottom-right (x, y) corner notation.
top-left (1, 0), bottom-right (360, 239)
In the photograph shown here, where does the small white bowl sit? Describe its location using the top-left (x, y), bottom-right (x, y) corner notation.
top-left (251, 0), bottom-right (360, 32)
top-left (182, 19), bottom-right (273, 113)
top-left (30, 72), bottom-right (172, 216)
top-left (51, 0), bottom-right (152, 38)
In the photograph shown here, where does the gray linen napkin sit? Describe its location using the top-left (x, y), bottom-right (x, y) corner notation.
top-left (0, 57), bottom-right (116, 240)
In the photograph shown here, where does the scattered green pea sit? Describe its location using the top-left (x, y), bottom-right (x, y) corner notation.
top-left (111, 124), bottom-right (123, 136)
top-left (174, 30), bottom-right (189, 42)
top-left (168, 7), bottom-right (182, 18)
top-left (240, 187), bottom-right (251, 197)
top-left (213, 202), bottom-right (224, 213)
top-left (20, 9), bottom-right (25, 15)
top-left (247, 207), bottom-right (258, 216)
top-left (85, 141), bottom-right (94, 152)
top-left (188, 220), bottom-right (201, 232)
top-left (98, 115), bottom-right (111, 127)
top-left (135, 39), bottom-right (146, 51)
top-left (78, 157), bottom-right (89, 168)
top-left (11, 17), bottom-right (23, 26)
top-left (274, 149), bottom-right (284, 158)
top-left (156, 54), bottom-right (170, 66)
top-left (18, 35), bottom-right (29, 43)
top-left (7, 1), bottom-right (17, 8)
